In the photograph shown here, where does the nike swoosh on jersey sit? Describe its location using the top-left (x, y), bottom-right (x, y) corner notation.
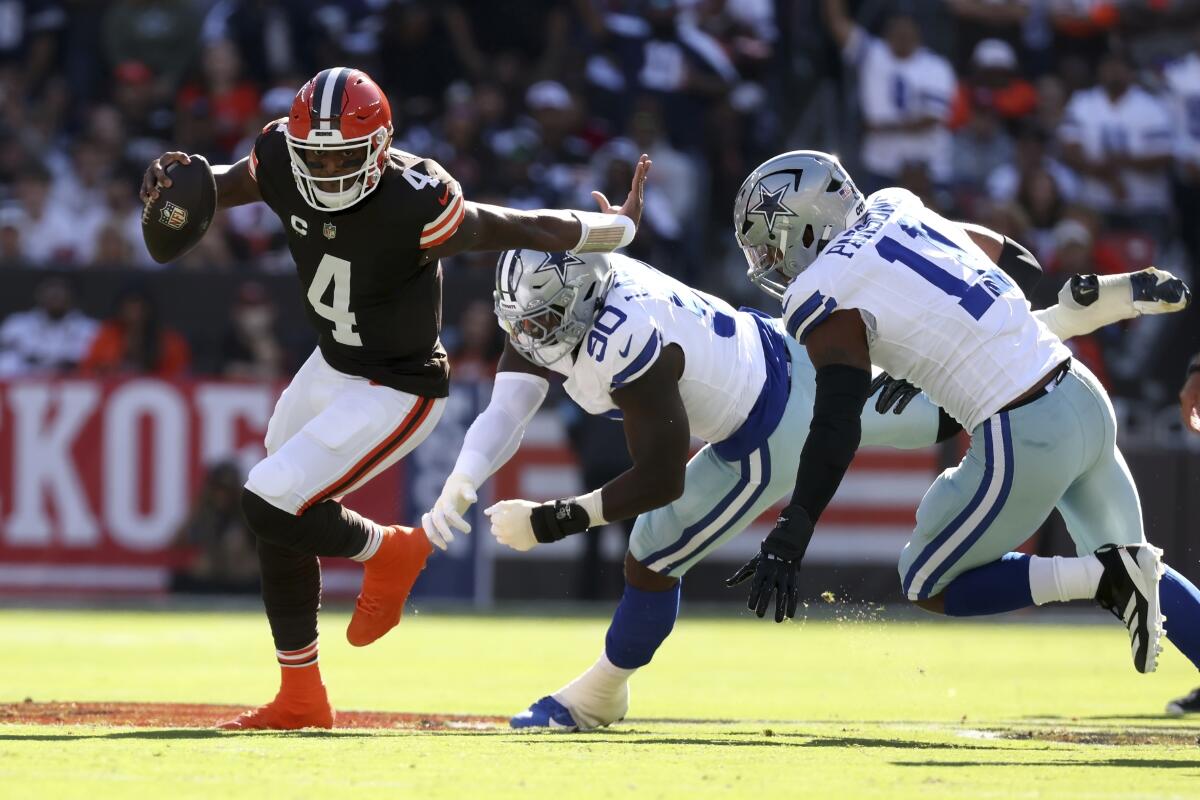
top-left (437, 185), bottom-right (451, 206)
top-left (618, 336), bottom-right (633, 358)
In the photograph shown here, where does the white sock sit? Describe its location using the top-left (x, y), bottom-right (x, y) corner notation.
top-left (349, 524), bottom-right (384, 562)
top-left (553, 653), bottom-right (635, 728)
top-left (1029, 555), bottom-right (1104, 605)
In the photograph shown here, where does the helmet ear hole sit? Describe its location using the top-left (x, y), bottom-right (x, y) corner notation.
top-left (801, 224), bottom-right (815, 248)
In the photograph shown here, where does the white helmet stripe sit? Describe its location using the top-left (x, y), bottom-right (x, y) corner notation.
top-left (318, 67), bottom-right (345, 131)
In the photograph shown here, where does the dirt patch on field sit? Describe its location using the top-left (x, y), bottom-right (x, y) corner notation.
top-left (0, 701), bottom-right (505, 730)
top-left (1000, 728), bottom-right (1200, 747)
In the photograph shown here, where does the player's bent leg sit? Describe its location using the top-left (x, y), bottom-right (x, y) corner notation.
top-left (514, 438), bottom-right (797, 732)
top-left (245, 383), bottom-right (445, 647)
top-left (899, 405), bottom-right (1081, 613)
top-left (512, 554), bottom-right (680, 733)
top-left (1055, 362), bottom-right (1165, 673)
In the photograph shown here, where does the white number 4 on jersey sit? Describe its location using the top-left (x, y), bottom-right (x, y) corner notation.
top-left (308, 254), bottom-right (362, 346)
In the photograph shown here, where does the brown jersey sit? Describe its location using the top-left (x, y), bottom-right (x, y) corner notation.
top-left (249, 120), bottom-right (464, 397)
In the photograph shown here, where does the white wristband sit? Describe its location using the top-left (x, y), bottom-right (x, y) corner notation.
top-left (574, 489), bottom-right (608, 527)
top-left (569, 211), bottom-right (636, 254)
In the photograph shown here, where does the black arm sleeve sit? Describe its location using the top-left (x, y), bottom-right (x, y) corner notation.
top-left (997, 236), bottom-right (1043, 297)
top-left (787, 364), bottom-right (872, 521)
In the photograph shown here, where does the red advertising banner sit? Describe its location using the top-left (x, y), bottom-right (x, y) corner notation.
top-left (0, 378), bottom-right (400, 594)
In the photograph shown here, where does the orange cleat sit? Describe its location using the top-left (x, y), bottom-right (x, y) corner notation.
top-left (346, 524), bottom-right (432, 647)
top-left (218, 665), bottom-right (334, 730)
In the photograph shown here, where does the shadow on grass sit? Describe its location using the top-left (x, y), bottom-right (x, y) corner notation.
top-left (1022, 714), bottom-right (1186, 722)
top-left (490, 732), bottom-right (1015, 751)
top-left (895, 758), bottom-right (1200, 770)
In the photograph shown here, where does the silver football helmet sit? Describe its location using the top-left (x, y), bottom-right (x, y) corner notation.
top-left (494, 249), bottom-right (614, 370)
top-left (733, 150), bottom-right (865, 298)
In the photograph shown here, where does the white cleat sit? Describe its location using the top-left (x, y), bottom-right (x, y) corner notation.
top-left (1094, 544), bottom-right (1165, 674)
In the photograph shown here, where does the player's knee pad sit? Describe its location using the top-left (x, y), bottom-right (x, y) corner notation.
top-left (241, 487), bottom-right (299, 546)
top-left (245, 455), bottom-right (303, 510)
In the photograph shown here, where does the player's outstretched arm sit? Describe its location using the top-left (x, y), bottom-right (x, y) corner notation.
top-left (727, 310), bottom-right (872, 622)
top-left (422, 342), bottom-right (553, 551)
top-left (420, 155), bottom-right (652, 264)
top-left (140, 152), bottom-right (262, 209)
top-left (486, 345), bottom-right (690, 552)
top-left (1035, 268), bottom-right (1191, 340)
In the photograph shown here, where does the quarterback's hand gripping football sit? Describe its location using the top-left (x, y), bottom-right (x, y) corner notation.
top-left (725, 505), bottom-right (814, 623)
top-left (140, 151), bottom-right (191, 205)
top-left (421, 472), bottom-right (477, 551)
top-left (484, 499), bottom-right (541, 552)
top-left (869, 372), bottom-right (921, 415)
top-left (592, 154), bottom-right (652, 229)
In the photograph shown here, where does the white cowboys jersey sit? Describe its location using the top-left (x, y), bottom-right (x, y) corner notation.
top-left (563, 254), bottom-right (768, 444)
top-left (781, 188), bottom-right (1070, 431)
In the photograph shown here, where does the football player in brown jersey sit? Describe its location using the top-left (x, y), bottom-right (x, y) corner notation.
top-left (140, 67), bottom-right (651, 730)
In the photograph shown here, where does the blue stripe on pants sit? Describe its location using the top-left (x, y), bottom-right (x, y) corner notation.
top-left (661, 446), bottom-right (773, 574)
top-left (902, 415), bottom-right (1009, 599)
top-left (922, 414), bottom-right (1015, 598)
top-left (642, 454), bottom-right (751, 566)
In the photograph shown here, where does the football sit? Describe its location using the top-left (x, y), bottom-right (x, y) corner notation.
top-left (140, 154), bottom-right (216, 264)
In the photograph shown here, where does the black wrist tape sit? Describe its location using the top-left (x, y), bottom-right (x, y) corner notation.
top-left (530, 499), bottom-right (592, 544)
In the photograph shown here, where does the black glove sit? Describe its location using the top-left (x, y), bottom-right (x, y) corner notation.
top-left (1128, 269), bottom-right (1192, 308)
top-left (725, 504), bottom-right (814, 622)
top-left (869, 372), bottom-right (920, 415)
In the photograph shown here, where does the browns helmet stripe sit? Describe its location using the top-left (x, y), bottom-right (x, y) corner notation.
top-left (311, 67), bottom-right (351, 132)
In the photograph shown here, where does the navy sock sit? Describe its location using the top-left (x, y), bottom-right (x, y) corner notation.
top-left (604, 582), bottom-right (681, 669)
top-left (942, 553), bottom-right (1035, 617)
top-left (1162, 567), bottom-right (1200, 671)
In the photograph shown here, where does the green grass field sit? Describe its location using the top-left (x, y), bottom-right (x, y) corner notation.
top-left (1, 605), bottom-right (1198, 799)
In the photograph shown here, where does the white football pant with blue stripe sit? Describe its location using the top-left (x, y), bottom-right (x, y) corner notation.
top-left (899, 359), bottom-right (1142, 600)
top-left (629, 331), bottom-right (940, 576)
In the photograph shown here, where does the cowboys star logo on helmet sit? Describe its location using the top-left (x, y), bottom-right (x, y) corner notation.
top-left (533, 251), bottom-right (586, 283)
top-left (494, 249), bottom-right (614, 372)
top-left (748, 181), bottom-right (798, 235)
top-left (734, 151), bottom-right (865, 298)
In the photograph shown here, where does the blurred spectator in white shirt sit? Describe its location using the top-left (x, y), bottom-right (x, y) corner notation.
top-left (13, 164), bottom-right (104, 266)
top-left (0, 276), bottom-right (97, 376)
top-left (823, 0), bottom-right (956, 190)
top-left (987, 126), bottom-right (1078, 204)
top-left (1059, 48), bottom-right (1173, 237)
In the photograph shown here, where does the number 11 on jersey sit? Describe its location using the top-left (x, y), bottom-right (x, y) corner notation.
top-left (307, 254), bottom-right (362, 346)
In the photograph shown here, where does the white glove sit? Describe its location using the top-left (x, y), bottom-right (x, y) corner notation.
top-left (420, 472), bottom-right (477, 551)
top-left (484, 499), bottom-right (541, 552)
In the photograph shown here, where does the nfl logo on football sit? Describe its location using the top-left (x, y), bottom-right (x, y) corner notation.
top-left (158, 202), bottom-right (188, 230)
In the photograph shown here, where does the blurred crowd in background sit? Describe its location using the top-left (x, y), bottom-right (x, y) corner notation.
top-left (3, 0), bottom-right (1200, 401)
top-left (0, 0), bottom-right (1198, 596)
